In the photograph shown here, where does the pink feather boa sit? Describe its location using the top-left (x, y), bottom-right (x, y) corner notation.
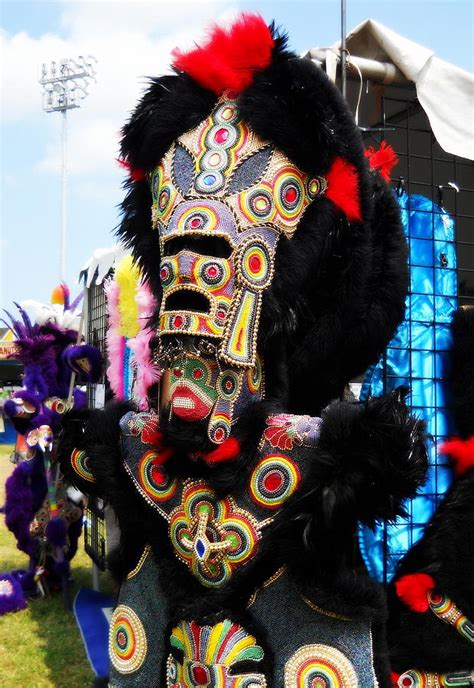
top-left (104, 278), bottom-right (125, 399)
top-left (128, 280), bottom-right (160, 410)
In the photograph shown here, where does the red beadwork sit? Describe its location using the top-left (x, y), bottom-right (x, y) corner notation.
top-left (207, 266), bottom-right (218, 278)
top-left (174, 316), bottom-right (184, 328)
top-left (249, 255), bottom-right (262, 272)
top-left (263, 471), bottom-right (283, 492)
top-left (160, 268), bottom-right (168, 280)
top-left (173, 368), bottom-right (183, 378)
top-left (431, 593), bottom-right (442, 604)
top-left (190, 217), bottom-right (202, 228)
top-left (402, 679), bottom-right (412, 688)
top-left (191, 665), bottom-right (209, 685)
top-left (225, 380), bottom-right (233, 391)
top-left (214, 127), bottom-right (229, 144)
top-left (217, 309), bottom-right (226, 320)
top-left (284, 186), bottom-right (298, 203)
top-left (193, 369), bottom-right (204, 379)
top-left (214, 427), bottom-right (225, 442)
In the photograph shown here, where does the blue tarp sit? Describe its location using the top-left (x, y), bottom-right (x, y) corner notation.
top-left (359, 192), bottom-right (457, 582)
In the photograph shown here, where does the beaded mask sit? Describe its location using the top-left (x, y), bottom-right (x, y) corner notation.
top-left (151, 93), bottom-right (327, 370)
top-left (151, 93), bottom-right (326, 441)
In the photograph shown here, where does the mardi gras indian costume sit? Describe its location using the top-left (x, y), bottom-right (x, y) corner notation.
top-left (59, 15), bottom-right (428, 687)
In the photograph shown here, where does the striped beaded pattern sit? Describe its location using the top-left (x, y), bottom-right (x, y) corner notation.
top-left (284, 644), bottom-right (359, 687)
top-left (71, 448), bottom-right (95, 483)
top-left (429, 592), bottom-right (474, 644)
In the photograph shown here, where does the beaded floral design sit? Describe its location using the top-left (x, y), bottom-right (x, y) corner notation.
top-left (167, 619), bottom-right (267, 687)
top-left (169, 480), bottom-right (268, 588)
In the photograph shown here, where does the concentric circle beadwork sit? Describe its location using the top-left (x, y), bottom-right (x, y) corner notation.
top-left (240, 241), bottom-right (273, 290)
top-left (208, 414), bottom-right (232, 444)
top-left (249, 454), bottom-right (301, 509)
top-left (284, 644), bottom-right (358, 687)
top-left (178, 205), bottom-right (218, 232)
top-left (216, 370), bottom-right (240, 401)
top-left (247, 356), bottom-right (263, 395)
top-left (71, 448), bottom-right (95, 483)
top-left (109, 605), bottom-right (147, 674)
top-left (138, 450), bottom-right (178, 502)
top-left (195, 170), bottom-right (225, 194)
top-left (160, 258), bottom-right (177, 288)
top-left (274, 168), bottom-right (305, 221)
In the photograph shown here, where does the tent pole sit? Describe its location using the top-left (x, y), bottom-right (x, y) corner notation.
top-left (341, 0), bottom-right (347, 98)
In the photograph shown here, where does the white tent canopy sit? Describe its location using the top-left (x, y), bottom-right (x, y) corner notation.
top-left (309, 19), bottom-right (474, 161)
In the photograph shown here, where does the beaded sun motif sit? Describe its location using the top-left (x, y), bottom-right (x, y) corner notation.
top-left (167, 619), bottom-right (267, 687)
top-left (150, 93), bottom-right (326, 369)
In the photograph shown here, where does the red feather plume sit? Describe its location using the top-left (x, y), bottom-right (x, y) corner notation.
top-left (365, 141), bottom-right (399, 182)
top-left (395, 573), bottom-right (435, 612)
top-left (440, 435), bottom-right (474, 476)
top-left (116, 158), bottom-right (146, 182)
top-left (172, 13), bottom-right (274, 95)
top-left (203, 438), bottom-right (241, 464)
top-left (325, 157), bottom-right (362, 222)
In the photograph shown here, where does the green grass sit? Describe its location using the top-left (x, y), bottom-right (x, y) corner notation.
top-left (0, 448), bottom-right (116, 687)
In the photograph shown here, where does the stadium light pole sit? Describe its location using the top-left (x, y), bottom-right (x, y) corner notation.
top-left (39, 56), bottom-right (97, 282)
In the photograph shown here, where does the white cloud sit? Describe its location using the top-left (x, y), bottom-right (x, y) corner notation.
top-left (2, 1), bottom-right (240, 175)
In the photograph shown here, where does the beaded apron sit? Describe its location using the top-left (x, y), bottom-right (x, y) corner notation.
top-left (107, 411), bottom-right (379, 686)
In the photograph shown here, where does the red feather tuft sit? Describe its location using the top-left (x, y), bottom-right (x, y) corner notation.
top-left (172, 13), bottom-right (274, 95)
top-left (116, 158), bottom-right (146, 182)
top-left (325, 157), bottom-right (362, 222)
top-left (395, 573), bottom-right (435, 612)
top-left (440, 435), bottom-right (474, 476)
top-left (203, 438), bottom-right (241, 464)
top-left (391, 673), bottom-right (401, 686)
top-left (150, 446), bottom-right (174, 466)
top-left (365, 141), bottom-right (399, 181)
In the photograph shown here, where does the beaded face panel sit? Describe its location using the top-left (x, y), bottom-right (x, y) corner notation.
top-left (151, 94), bottom-right (326, 368)
top-left (168, 351), bottom-right (264, 443)
top-left (167, 620), bottom-right (267, 688)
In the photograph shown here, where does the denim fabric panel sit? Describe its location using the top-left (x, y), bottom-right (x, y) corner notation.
top-left (248, 572), bottom-right (377, 687)
top-left (109, 546), bottom-right (168, 687)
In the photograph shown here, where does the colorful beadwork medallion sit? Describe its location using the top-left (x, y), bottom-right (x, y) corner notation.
top-left (138, 450), bottom-right (178, 502)
top-left (109, 604), bottom-right (148, 674)
top-left (71, 448), bottom-right (95, 483)
top-left (249, 454), bottom-right (301, 509)
top-left (284, 644), bottom-right (359, 687)
top-left (169, 479), bottom-right (269, 587)
top-left (167, 619), bottom-right (267, 687)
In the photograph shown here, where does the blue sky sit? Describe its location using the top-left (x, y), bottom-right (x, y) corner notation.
top-left (1, 0), bottom-right (473, 313)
